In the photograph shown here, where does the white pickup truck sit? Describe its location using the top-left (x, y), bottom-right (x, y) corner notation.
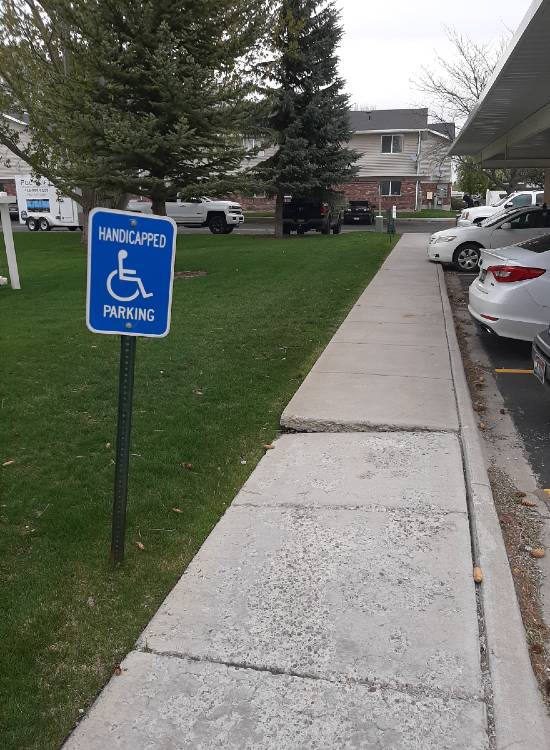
top-left (127, 196), bottom-right (244, 234)
top-left (457, 190), bottom-right (545, 227)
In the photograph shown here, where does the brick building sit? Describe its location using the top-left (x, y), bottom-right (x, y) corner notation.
top-left (240, 108), bottom-right (455, 211)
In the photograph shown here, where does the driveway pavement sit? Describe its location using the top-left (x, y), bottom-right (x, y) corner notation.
top-left (64, 235), bottom-right (549, 750)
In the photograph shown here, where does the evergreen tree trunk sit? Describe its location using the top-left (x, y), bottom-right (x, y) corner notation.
top-left (151, 196), bottom-right (166, 216)
top-left (274, 191), bottom-right (284, 238)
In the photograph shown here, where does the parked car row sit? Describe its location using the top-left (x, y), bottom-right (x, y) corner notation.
top-left (429, 200), bottom-right (550, 392)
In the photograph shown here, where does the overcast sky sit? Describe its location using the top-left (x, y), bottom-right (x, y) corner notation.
top-left (338, 0), bottom-right (533, 113)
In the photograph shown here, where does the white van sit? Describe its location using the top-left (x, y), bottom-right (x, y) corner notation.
top-left (15, 175), bottom-right (82, 231)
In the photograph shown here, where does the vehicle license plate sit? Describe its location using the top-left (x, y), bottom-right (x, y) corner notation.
top-left (533, 352), bottom-right (546, 385)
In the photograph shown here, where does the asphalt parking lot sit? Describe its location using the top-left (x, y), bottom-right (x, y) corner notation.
top-left (7, 218), bottom-right (454, 236)
top-left (450, 270), bottom-right (550, 489)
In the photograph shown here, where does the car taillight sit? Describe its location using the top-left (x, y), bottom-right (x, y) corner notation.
top-left (320, 202), bottom-right (329, 215)
top-left (487, 265), bottom-right (546, 283)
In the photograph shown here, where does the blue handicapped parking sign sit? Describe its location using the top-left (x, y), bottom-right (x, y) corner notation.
top-left (86, 208), bottom-right (177, 337)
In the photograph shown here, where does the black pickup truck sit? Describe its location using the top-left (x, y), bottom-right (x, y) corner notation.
top-left (343, 200), bottom-right (374, 225)
top-left (282, 193), bottom-right (345, 235)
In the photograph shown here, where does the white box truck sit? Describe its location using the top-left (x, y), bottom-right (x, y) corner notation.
top-left (15, 175), bottom-right (81, 231)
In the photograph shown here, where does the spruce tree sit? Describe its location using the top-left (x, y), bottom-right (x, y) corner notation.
top-left (0, 0), bottom-right (267, 220)
top-left (257, 0), bottom-right (358, 237)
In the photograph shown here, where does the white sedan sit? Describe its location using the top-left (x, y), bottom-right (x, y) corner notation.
top-left (469, 233), bottom-right (550, 341)
top-left (427, 206), bottom-right (550, 271)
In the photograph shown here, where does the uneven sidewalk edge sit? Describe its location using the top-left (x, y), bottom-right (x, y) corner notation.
top-left (437, 264), bottom-right (550, 748)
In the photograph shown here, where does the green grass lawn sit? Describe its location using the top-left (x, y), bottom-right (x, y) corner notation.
top-left (397, 209), bottom-right (455, 218)
top-left (0, 229), bottom-right (396, 749)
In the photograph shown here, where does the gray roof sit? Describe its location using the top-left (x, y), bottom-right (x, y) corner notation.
top-left (349, 108), bottom-right (428, 132)
top-left (349, 109), bottom-right (454, 139)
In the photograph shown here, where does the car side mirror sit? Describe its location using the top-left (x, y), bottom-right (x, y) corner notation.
top-left (500, 222), bottom-right (512, 230)
top-left (504, 202), bottom-right (513, 208)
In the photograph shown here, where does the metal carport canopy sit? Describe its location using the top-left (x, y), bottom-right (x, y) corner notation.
top-left (449, 0), bottom-right (550, 168)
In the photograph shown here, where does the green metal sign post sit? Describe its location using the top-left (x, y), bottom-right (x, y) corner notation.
top-left (111, 336), bottom-right (137, 563)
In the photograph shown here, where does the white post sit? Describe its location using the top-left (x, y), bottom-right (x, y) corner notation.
top-left (0, 192), bottom-right (20, 290)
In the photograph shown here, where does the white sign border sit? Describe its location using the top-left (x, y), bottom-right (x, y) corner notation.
top-left (86, 207), bottom-right (177, 338)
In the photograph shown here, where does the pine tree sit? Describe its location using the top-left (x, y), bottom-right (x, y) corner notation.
top-left (0, 0), bottom-right (267, 221)
top-left (257, 0), bottom-right (358, 237)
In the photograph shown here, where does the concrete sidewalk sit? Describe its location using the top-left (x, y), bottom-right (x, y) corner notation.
top-left (65, 235), bottom-right (548, 749)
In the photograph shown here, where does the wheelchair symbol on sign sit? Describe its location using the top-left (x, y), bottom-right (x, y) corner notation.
top-left (107, 250), bottom-right (153, 302)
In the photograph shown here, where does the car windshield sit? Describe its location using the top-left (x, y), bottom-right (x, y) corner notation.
top-left (517, 233), bottom-right (550, 254)
top-left (479, 207), bottom-right (523, 228)
top-left (493, 194), bottom-right (511, 207)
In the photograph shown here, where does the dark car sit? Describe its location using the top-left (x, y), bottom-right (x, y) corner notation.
top-left (8, 201), bottom-right (19, 221)
top-left (343, 200), bottom-right (374, 225)
top-left (532, 327), bottom-right (550, 392)
top-left (282, 192), bottom-right (345, 235)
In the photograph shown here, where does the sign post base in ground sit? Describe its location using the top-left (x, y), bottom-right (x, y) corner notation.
top-left (111, 335), bottom-right (137, 564)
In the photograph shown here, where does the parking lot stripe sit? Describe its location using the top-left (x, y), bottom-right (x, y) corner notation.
top-left (494, 368), bottom-right (533, 374)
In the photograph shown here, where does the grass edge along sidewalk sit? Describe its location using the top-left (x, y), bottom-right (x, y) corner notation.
top-left (0, 230), bottom-right (397, 750)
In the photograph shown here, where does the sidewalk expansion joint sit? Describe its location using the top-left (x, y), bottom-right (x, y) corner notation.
top-left (315, 369), bottom-right (452, 381)
top-left (281, 422), bottom-right (459, 435)
top-left (234, 499), bottom-right (468, 517)
top-left (137, 645), bottom-right (484, 705)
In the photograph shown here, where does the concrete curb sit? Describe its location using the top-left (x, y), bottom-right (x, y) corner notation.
top-left (437, 264), bottom-right (550, 748)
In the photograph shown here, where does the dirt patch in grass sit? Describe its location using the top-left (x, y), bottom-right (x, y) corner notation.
top-left (174, 270), bottom-right (207, 279)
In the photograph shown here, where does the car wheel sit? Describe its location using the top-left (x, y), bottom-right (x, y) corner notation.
top-left (208, 215), bottom-right (226, 234)
top-left (27, 217), bottom-right (39, 231)
top-left (223, 226), bottom-right (234, 234)
top-left (453, 244), bottom-right (481, 272)
top-left (68, 226), bottom-right (77, 231)
top-left (38, 217), bottom-right (51, 231)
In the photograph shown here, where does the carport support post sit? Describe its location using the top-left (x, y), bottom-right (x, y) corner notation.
top-left (0, 194), bottom-right (21, 289)
top-left (111, 335), bottom-right (137, 564)
top-left (544, 169), bottom-right (550, 205)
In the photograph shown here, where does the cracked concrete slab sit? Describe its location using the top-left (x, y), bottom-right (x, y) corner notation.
top-left (281, 370), bottom-right (459, 432)
top-left (234, 432), bottom-right (467, 513)
top-left (64, 651), bottom-right (488, 750)
top-left (139, 503), bottom-right (480, 697)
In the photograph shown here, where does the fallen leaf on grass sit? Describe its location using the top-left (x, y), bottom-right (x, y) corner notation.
top-left (87, 596), bottom-right (96, 609)
top-left (105, 442), bottom-right (111, 449)
top-left (135, 541), bottom-right (145, 551)
top-left (182, 462), bottom-right (193, 470)
top-left (192, 389), bottom-right (203, 396)
top-left (171, 507), bottom-right (183, 514)
top-left (530, 548), bottom-right (546, 559)
top-left (263, 444), bottom-right (275, 451)
top-left (2, 459), bottom-right (15, 467)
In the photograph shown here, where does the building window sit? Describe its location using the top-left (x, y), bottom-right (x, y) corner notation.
top-left (380, 180), bottom-right (401, 196)
top-left (381, 134), bottom-right (403, 153)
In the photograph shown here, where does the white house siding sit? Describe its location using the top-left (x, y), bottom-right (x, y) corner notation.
top-left (351, 131), bottom-right (420, 177)
top-left (0, 119), bottom-right (31, 194)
